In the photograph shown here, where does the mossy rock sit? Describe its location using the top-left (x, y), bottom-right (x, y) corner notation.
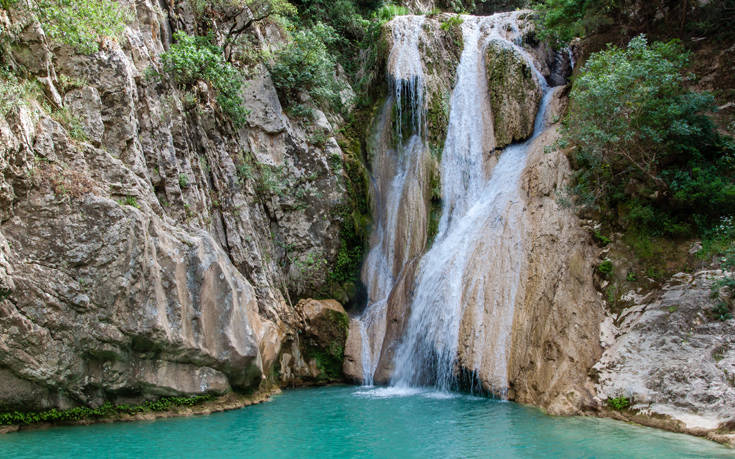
top-left (296, 299), bottom-right (350, 382)
top-left (485, 39), bottom-right (542, 148)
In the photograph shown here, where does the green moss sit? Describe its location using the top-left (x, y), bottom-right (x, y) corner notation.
top-left (597, 259), bottom-right (613, 276)
top-left (0, 394), bottom-right (215, 426)
top-left (427, 165), bottom-right (442, 246)
top-left (328, 104), bottom-right (374, 298)
top-left (301, 309), bottom-right (349, 381)
top-left (427, 91), bottom-right (450, 160)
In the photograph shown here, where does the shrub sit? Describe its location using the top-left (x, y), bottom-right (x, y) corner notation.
top-left (191, 0), bottom-right (296, 24)
top-left (440, 15), bottom-right (464, 32)
top-left (0, 68), bottom-right (39, 116)
top-left (269, 23), bottom-right (345, 112)
top-left (178, 173), bottom-right (190, 188)
top-left (565, 35), bottom-right (735, 238)
top-left (0, 395), bottom-right (215, 426)
top-left (597, 259), bottom-right (613, 275)
top-left (160, 31), bottom-right (249, 126)
top-left (606, 395), bottom-right (631, 411)
top-left (371, 3), bottom-right (410, 22)
top-left (33, 0), bottom-right (132, 54)
top-left (532, 0), bottom-right (614, 48)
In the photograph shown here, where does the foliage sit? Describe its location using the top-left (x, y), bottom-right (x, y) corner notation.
top-left (0, 395), bottom-right (215, 426)
top-left (178, 173), bottom-right (190, 188)
top-left (0, 67), bottom-right (39, 116)
top-left (597, 259), bottom-right (613, 275)
top-left (710, 239), bottom-right (734, 321)
top-left (533, 0), bottom-right (616, 47)
top-left (255, 164), bottom-right (287, 196)
top-left (269, 23), bottom-right (345, 113)
top-left (592, 231), bottom-right (611, 246)
top-left (371, 3), bottom-right (410, 22)
top-left (564, 35), bottom-right (735, 239)
top-left (119, 195), bottom-right (139, 208)
top-left (161, 32), bottom-right (249, 126)
top-left (440, 15), bottom-right (464, 32)
top-left (49, 106), bottom-right (87, 140)
top-left (191, 0), bottom-right (297, 24)
top-left (32, 0), bottom-right (132, 54)
top-left (700, 216), bottom-right (735, 259)
top-left (606, 395), bottom-right (631, 410)
top-left (295, 0), bottom-right (371, 66)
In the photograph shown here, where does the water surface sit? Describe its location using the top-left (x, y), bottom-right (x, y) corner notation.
top-left (0, 386), bottom-right (731, 458)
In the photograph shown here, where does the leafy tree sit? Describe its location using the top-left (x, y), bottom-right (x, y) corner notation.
top-left (161, 31), bottom-right (249, 126)
top-left (533, 0), bottom-right (618, 47)
top-left (564, 35), bottom-right (735, 236)
top-left (268, 22), bottom-right (345, 114)
top-left (191, 0), bottom-right (298, 59)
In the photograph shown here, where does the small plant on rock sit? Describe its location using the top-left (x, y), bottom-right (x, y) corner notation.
top-left (597, 259), bottom-right (613, 276)
top-left (606, 396), bottom-right (631, 411)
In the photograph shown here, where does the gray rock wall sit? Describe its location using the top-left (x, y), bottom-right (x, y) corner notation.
top-left (0, 0), bottom-right (357, 408)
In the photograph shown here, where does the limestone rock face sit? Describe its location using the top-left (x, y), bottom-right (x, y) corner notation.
top-left (485, 39), bottom-right (543, 149)
top-left (343, 318), bottom-right (363, 383)
top-left (0, 0), bottom-right (357, 408)
top-left (508, 120), bottom-right (605, 414)
top-left (0, 193), bottom-right (270, 408)
top-left (593, 270), bottom-right (735, 433)
top-left (278, 299), bottom-right (349, 385)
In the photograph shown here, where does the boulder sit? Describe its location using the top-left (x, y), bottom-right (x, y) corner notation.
top-left (485, 38), bottom-right (542, 148)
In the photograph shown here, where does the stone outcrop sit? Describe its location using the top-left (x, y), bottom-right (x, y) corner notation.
top-left (485, 38), bottom-right (543, 148)
top-left (0, 0), bottom-right (358, 408)
top-left (592, 270), bottom-right (735, 443)
top-left (279, 299), bottom-right (349, 385)
top-left (508, 107), bottom-right (605, 414)
top-left (342, 318), bottom-right (363, 383)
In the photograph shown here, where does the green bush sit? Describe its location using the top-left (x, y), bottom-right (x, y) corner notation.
top-left (269, 22), bottom-right (345, 113)
top-left (606, 395), bottom-right (631, 411)
top-left (371, 3), bottom-right (410, 22)
top-left (191, 0), bottom-right (297, 23)
top-left (161, 32), bottom-right (249, 126)
top-left (597, 259), bottom-right (613, 275)
top-left (0, 68), bottom-right (39, 116)
top-left (564, 35), bottom-right (735, 238)
top-left (33, 0), bottom-right (132, 54)
top-left (532, 0), bottom-right (614, 48)
top-left (440, 15), bottom-right (464, 32)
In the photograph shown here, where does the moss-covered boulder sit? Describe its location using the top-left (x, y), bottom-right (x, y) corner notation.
top-left (295, 299), bottom-right (349, 382)
top-left (485, 38), bottom-right (542, 149)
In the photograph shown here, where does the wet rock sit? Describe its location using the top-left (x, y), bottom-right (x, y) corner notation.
top-left (485, 38), bottom-right (543, 148)
top-left (343, 318), bottom-right (363, 383)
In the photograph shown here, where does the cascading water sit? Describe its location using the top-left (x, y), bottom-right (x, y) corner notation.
top-left (357, 15), bottom-right (429, 386)
top-left (390, 14), bottom-right (554, 395)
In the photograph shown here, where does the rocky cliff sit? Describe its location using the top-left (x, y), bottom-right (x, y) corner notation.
top-left (0, 0), bottom-right (357, 409)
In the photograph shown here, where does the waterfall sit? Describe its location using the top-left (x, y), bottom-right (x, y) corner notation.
top-left (390, 15), bottom-right (554, 395)
top-left (357, 15), bottom-right (429, 386)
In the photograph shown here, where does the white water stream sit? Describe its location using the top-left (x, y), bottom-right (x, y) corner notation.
top-left (390, 15), bottom-right (552, 394)
top-left (358, 15), bottom-right (428, 385)
top-left (357, 12), bottom-right (556, 394)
